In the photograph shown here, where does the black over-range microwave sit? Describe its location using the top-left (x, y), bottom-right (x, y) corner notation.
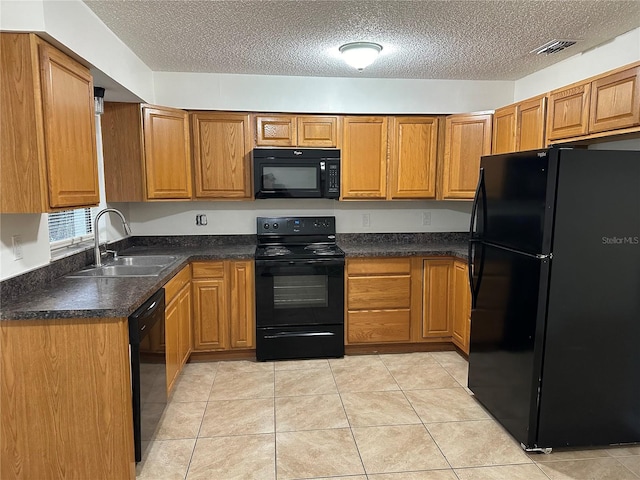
top-left (253, 148), bottom-right (340, 199)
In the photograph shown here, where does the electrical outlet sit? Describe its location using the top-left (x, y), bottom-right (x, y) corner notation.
top-left (422, 211), bottom-right (432, 226)
top-left (361, 213), bottom-right (371, 228)
top-left (195, 214), bottom-right (208, 226)
top-left (12, 235), bottom-right (23, 260)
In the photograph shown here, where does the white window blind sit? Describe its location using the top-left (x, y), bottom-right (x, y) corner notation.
top-left (49, 207), bottom-right (94, 249)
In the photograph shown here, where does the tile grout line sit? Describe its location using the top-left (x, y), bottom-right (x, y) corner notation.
top-left (183, 364), bottom-right (220, 480)
top-left (390, 353), bottom-right (460, 476)
top-left (329, 354), bottom-right (369, 478)
top-left (273, 361), bottom-right (278, 480)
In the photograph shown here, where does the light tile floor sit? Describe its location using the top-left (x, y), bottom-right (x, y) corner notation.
top-left (136, 351), bottom-right (640, 479)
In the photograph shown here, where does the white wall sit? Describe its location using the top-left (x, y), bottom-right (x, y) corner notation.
top-left (514, 28), bottom-right (640, 101)
top-left (153, 72), bottom-right (512, 113)
top-left (128, 200), bottom-right (472, 236)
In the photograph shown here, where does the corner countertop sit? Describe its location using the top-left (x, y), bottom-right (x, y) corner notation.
top-left (0, 245), bottom-right (255, 321)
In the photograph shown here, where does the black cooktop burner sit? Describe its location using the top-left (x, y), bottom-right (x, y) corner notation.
top-left (255, 216), bottom-right (344, 261)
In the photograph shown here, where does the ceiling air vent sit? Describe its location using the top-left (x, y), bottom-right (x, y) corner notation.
top-left (531, 39), bottom-right (577, 55)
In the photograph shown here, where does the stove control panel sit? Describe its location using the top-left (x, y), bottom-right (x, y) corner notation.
top-left (257, 216), bottom-right (336, 235)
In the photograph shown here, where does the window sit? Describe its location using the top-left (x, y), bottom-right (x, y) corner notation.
top-left (48, 207), bottom-right (94, 250)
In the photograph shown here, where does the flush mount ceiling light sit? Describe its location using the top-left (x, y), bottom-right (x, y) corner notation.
top-left (339, 42), bottom-right (383, 71)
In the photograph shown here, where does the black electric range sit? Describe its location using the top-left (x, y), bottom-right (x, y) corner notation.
top-left (254, 216), bottom-right (345, 361)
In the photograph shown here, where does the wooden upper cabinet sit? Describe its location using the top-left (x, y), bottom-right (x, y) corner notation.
top-left (492, 106), bottom-right (517, 154)
top-left (589, 65), bottom-right (640, 134)
top-left (442, 113), bottom-right (492, 200)
top-left (191, 112), bottom-right (252, 199)
top-left (517, 95), bottom-right (547, 151)
top-left (388, 116), bottom-right (438, 199)
top-left (143, 105), bottom-right (192, 199)
top-left (297, 116), bottom-right (338, 147)
top-left (492, 95), bottom-right (546, 154)
top-left (254, 114), bottom-right (338, 147)
top-left (102, 102), bottom-right (145, 202)
top-left (103, 103), bottom-right (192, 201)
top-left (342, 116), bottom-right (388, 199)
top-left (255, 115), bottom-right (296, 146)
top-left (546, 82), bottom-right (591, 141)
top-left (1, 33), bottom-right (99, 213)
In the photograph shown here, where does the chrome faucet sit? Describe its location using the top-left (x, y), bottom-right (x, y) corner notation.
top-left (94, 208), bottom-right (132, 266)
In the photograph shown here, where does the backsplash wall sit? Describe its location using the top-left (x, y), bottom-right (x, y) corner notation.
top-left (127, 200), bottom-right (473, 236)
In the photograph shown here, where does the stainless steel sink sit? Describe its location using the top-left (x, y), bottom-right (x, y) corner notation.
top-left (66, 255), bottom-right (177, 278)
top-left (110, 255), bottom-right (177, 267)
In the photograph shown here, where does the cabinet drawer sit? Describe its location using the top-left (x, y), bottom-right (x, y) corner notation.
top-left (191, 261), bottom-right (225, 279)
top-left (347, 258), bottom-right (411, 275)
top-left (347, 310), bottom-right (411, 343)
top-left (348, 275), bottom-right (411, 310)
top-left (164, 265), bottom-right (191, 302)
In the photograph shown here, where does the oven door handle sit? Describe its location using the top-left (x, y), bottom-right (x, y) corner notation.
top-left (264, 331), bottom-right (336, 339)
top-left (256, 258), bottom-right (344, 267)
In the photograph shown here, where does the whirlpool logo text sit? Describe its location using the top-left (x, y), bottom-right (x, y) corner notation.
top-left (602, 236), bottom-right (639, 245)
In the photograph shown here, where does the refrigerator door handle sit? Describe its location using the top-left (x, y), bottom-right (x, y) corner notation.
top-left (468, 241), bottom-right (475, 307)
top-left (469, 167), bottom-right (484, 239)
top-left (484, 241), bottom-right (552, 260)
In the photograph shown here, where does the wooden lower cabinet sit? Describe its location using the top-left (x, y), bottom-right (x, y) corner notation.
top-left (346, 257), bottom-right (412, 344)
top-left (346, 256), bottom-right (472, 352)
top-left (417, 259), bottom-right (453, 340)
top-left (165, 269), bottom-right (192, 393)
top-left (0, 317), bottom-right (135, 479)
top-left (192, 260), bottom-right (255, 352)
top-left (451, 261), bottom-right (471, 354)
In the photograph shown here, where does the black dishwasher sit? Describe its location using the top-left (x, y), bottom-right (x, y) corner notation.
top-left (129, 289), bottom-right (166, 463)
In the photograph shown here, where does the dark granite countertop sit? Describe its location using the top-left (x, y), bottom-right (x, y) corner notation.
top-left (337, 232), bottom-right (469, 260)
top-left (339, 241), bottom-right (468, 259)
top-left (1, 244), bottom-right (255, 321)
top-left (1, 233), bottom-right (469, 321)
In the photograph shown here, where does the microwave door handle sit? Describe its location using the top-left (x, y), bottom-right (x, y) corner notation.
top-left (320, 161), bottom-right (327, 193)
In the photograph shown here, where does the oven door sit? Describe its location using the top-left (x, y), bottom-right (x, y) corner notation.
top-left (254, 158), bottom-right (322, 198)
top-left (255, 258), bottom-right (344, 327)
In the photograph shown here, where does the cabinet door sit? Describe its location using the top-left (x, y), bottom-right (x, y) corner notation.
top-left (517, 95), bottom-right (547, 151)
top-left (442, 113), bottom-right (492, 199)
top-left (420, 259), bottom-right (453, 339)
top-left (388, 116), bottom-right (438, 199)
top-left (177, 283), bottom-right (192, 368)
top-left (546, 83), bottom-right (591, 140)
top-left (255, 115), bottom-right (296, 146)
top-left (229, 261), bottom-right (255, 349)
top-left (342, 116), bottom-right (388, 199)
top-left (39, 40), bottom-right (99, 209)
top-left (165, 296), bottom-right (180, 393)
top-left (143, 105), bottom-right (192, 199)
top-left (589, 65), bottom-right (640, 134)
top-left (452, 261), bottom-right (471, 354)
top-left (492, 106), bottom-right (516, 154)
top-left (191, 112), bottom-right (252, 198)
top-left (102, 102), bottom-right (145, 202)
top-left (296, 116), bottom-right (338, 147)
top-left (192, 278), bottom-right (227, 351)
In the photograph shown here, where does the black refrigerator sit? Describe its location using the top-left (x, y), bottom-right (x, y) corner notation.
top-left (467, 147), bottom-right (640, 452)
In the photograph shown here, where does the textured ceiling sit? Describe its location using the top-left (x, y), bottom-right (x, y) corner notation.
top-left (83, 0), bottom-right (640, 81)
